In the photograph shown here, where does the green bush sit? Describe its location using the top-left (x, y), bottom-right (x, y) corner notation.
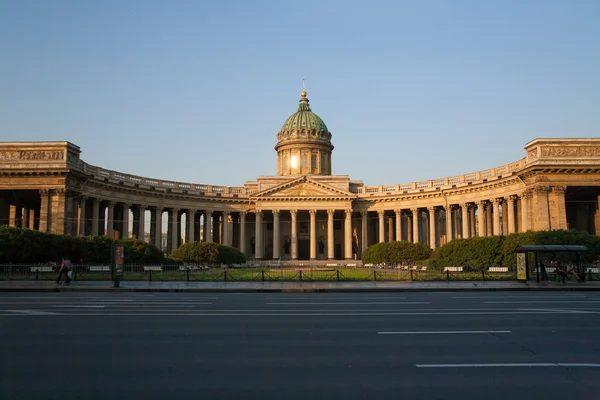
top-left (218, 245), bottom-right (246, 265)
top-left (171, 242), bottom-right (246, 265)
top-left (362, 241), bottom-right (432, 265)
top-left (171, 242), bottom-right (220, 264)
top-left (0, 225), bottom-right (164, 264)
top-left (432, 229), bottom-right (600, 267)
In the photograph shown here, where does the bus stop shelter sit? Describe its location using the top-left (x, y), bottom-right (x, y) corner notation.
top-left (514, 245), bottom-right (588, 282)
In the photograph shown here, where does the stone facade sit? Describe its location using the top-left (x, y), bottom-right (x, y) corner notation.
top-left (1, 100), bottom-right (600, 261)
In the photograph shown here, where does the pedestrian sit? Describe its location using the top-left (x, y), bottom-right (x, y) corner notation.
top-left (56, 256), bottom-right (72, 285)
top-left (555, 262), bottom-right (569, 283)
top-left (567, 266), bottom-right (583, 283)
top-left (540, 260), bottom-right (549, 283)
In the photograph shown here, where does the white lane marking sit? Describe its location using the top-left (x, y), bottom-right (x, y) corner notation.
top-left (49, 305), bottom-right (106, 308)
top-left (0, 310), bottom-right (582, 317)
top-left (416, 363), bottom-right (600, 368)
top-left (265, 296), bottom-right (408, 300)
top-left (0, 301), bottom-right (212, 306)
top-left (266, 302), bottom-right (430, 305)
top-left (379, 330), bottom-right (511, 335)
top-left (5, 309), bottom-right (58, 315)
top-left (484, 301), bottom-right (600, 304)
top-left (452, 294), bottom-right (586, 299)
top-left (519, 308), bottom-right (599, 314)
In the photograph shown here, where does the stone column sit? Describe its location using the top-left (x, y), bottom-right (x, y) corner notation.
top-left (411, 208), bottom-right (419, 244)
top-left (533, 186), bottom-right (550, 231)
top-left (461, 204), bottom-right (470, 239)
top-left (361, 211), bottom-right (368, 250)
top-left (204, 211), bottom-right (212, 242)
top-left (168, 208), bottom-right (179, 253)
top-left (507, 196), bottom-right (516, 234)
top-left (239, 212), bottom-right (247, 255)
top-left (476, 201), bottom-right (485, 237)
top-left (501, 199), bottom-right (509, 235)
top-left (549, 186), bottom-right (568, 230)
top-left (22, 208), bottom-right (29, 229)
top-left (8, 204), bottom-right (17, 227)
top-left (445, 205), bottom-right (453, 244)
top-left (272, 210), bottom-right (280, 260)
top-left (310, 209), bottom-right (317, 260)
top-left (469, 206), bottom-right (476, 237)
top-left (428, 207), bottom-right (436, 249)
top-left (255, 210), bottom-right (263, 259)
top-left (290, 210), bottom-right (298, 260)
top-left (91, 198), bottom-right (100, 236)
top-left (154, 208), bottom-right (163, 250)
top-left (38, 190), bottom-right (51, 232)
top-left (485, 202), bottom-right (493, 236)
top-left (187, 209), bottom-right (196, 243)
top-left (50, 189), bottom-right (67, 235)
top-left (378, 210), bottom-right (385, 243)
top-left (328, 210), bottom-right (335, 259)
top-left (137, 206), bottom-right (146, 241)
top-left (121, 203), bottom-right (130, 239)
top-left (522, 190), bottom-right (534, 232)
top-left (29, 209), bottom-right (35, 229)
top-left (222, 211), bottom-right (230, 246)
top-left (106, 201), bottom-right (115, 239)
top-left (395, 210), bottom-right (402, 242)
top-left (78, 197), bottom-right (87, 236)
top-left (492, 198), bottom-right (501, 236)
top-left (344, 209), bottom-right (352, 260)
top-left (387, 217), bottom-right (393, 242)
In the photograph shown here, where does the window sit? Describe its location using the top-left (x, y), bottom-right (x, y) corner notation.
top-left (301, 155), bottom-right (308, 169)
top-left (283, 156), bottom-right (289, 170)
top-left (311, 154), bottom-right (317, 173)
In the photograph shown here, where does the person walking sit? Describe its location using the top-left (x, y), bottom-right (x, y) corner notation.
top-left (56, 257), bottom-right (72, 285)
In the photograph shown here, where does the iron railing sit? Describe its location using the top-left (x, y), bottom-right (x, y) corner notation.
top-left (1, 263), bottom-right (598, 282)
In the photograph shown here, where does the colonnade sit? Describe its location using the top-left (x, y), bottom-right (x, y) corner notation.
top-left (4, 184), bottom-right (600, 260)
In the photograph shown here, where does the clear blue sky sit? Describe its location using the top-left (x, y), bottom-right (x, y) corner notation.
top-left (1, 0), bottom-right (599, 187)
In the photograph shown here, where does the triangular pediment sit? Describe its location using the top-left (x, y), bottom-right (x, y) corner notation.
top-left (253, 176), bottom-right (354, 198)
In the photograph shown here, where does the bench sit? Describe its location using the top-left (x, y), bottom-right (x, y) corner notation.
top-left (326, 263), bottom-right (338, 267)
top-left (586, 268), bottom-right (599, 273)
top-left (143, 266), bottom-right (163, 271)
top-left (30, 266), bottom-right (53, 272)
top-left (488, 266), bottom-right (509, 273)
top-left (89, 266), bottom-right (110, 272)
top-left (418, 266), bottom-right (427, 271)
top-left (443, 266), bottom-right (464, 272)
top-left (346, 263), bottom-right (356, 267)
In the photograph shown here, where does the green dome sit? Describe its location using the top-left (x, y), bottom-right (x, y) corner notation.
top-left (280, 94), bottom-right (328, 132)
top-left (276, 92), bottom-right (332, 145)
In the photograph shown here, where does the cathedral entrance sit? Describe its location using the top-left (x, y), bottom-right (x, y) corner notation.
top-left (298, 239), bottom-right (310, 260)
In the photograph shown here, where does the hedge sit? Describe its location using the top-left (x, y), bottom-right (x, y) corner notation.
top-left (432, 229), bottom-right (600, 267)
top-left (362, 241), bottom-right (432, 265)
top-left (0, 225), bottom-right (164, 264)
top-left (171, 241), bottom-right (246, 265)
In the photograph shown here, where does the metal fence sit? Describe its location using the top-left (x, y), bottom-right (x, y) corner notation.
top-left (1, 263), bottom-right (598, 282)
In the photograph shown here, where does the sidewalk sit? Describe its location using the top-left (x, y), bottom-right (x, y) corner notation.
top-left (1, 280), bottom-right (599, 293)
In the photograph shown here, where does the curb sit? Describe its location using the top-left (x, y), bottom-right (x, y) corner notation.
top-left (1, 286), bottom-right (599, 293)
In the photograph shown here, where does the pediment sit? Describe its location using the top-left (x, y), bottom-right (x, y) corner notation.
top-left (253, 176), bottom-right (354, 198)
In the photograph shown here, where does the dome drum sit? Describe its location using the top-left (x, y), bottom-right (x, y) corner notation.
top-left (276, 91), bottom-right (334, 176)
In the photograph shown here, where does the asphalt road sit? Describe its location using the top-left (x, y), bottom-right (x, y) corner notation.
top-left (1, 292), bottom-right (599, 400)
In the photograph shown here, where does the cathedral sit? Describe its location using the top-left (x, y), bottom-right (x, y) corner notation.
top-left (1, 90), bottom-right (599, 262)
